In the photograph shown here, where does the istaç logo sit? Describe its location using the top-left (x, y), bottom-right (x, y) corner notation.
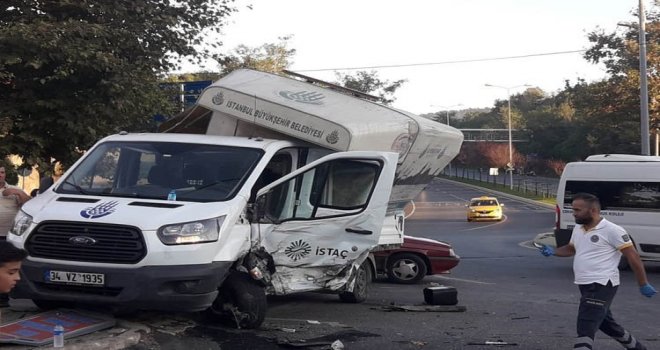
top-left (284, 239), bottom-right (312, 261)
top-left (279, 90), bottom-right (325, 105)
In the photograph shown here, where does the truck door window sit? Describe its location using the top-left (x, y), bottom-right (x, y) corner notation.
top-left (261, 159), bottom-right (381, 223)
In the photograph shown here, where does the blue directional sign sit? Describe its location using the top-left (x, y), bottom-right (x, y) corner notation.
top-left (181, 80), bottom-right (212, 107)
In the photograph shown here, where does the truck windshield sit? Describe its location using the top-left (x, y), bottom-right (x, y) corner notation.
top-left (58, 141), bottom-right (263, 202)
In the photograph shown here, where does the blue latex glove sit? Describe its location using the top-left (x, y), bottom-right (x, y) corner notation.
top-left (640, 283), bottom-right (657, 298)
top-left (539, 245), bottom-right (554, 257)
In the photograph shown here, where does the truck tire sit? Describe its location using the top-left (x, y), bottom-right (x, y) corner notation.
top-left (386, 253), bottom-right (427, 284)
top-left (205, 272), bottom-right (267, 329)
top-left (338, 262), bottom-right (372, 303)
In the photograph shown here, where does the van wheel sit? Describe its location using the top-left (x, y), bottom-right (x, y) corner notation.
top-left (339, 262), bottom-right (372, 303)
top-left (205, 272), bottom-right (267, 329)
top-left (32, 299), bottom-right (75, 310)
top-left (387, 253), bottom-right (427, 284)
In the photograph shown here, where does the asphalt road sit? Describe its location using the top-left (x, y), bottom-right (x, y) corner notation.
top-left (5, 178), bottom-right (659, 349)
top-left (123, 178), bottom-right (659, 349)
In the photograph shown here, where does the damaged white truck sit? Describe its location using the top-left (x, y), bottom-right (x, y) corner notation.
top-left (8, 69), bottom-right (463, 328)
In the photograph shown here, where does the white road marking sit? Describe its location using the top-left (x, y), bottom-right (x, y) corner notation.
top-left (405, 201), bottom-right (416, 219)
top-left (430, 275), bottom-right (495, 285)
top-left (518, 240), bottom-right (540, 250)
top-left (449, 193), bottom-right (468, 202)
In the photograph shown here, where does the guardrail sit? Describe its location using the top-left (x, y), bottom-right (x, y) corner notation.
top-left (443, 167), bottom-right (558, 198)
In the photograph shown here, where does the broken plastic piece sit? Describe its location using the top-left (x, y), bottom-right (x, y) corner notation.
top-left (331, 339), bottom-right (344, 350)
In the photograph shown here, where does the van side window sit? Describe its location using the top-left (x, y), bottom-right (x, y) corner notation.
top-left (260, 159), bottom-right (381, 223)
top-left (251, 153), bottom-right (292, 202)
top-left (564, 181), bottom-right (660, 211)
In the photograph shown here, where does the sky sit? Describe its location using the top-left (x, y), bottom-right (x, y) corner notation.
top-left (195, 0), bottom-right (643, 115)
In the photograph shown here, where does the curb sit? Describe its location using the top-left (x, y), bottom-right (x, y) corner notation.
top-left (436, 177), bottom-right (555, 210)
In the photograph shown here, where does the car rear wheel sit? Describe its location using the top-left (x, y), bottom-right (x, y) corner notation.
top-left (387, 253), bottom-right (427, 284)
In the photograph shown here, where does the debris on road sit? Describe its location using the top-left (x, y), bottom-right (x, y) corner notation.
top-left (377, 304), bottom-right (467, 312)
top-left (330, 339), bottom-right (344, 349)
top-left (467, 340), bottom-right (518, 346)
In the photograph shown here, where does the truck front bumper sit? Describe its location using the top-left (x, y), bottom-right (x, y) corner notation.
top-left (11, 260), bottom-right (233, 312)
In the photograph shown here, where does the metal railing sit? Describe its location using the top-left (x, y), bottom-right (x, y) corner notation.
top-left (442, 167), bottom-right (558, 198)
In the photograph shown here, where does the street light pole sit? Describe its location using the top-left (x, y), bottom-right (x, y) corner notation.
top-left (639, 0), bottom-right (651, 155)
top-left (430, 104), bottom-right (463, 176)
top-left (484, 84), bottom-right (530, 190)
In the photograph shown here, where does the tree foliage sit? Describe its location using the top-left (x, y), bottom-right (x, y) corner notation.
top-left (0, 0), bottom-right (237, 170)
top-left (334, 70), bottom-right (406, 105)
top-left (449, 3), bottom-right (660, 174)
top-left (216, 36), bottom-right (296, 76)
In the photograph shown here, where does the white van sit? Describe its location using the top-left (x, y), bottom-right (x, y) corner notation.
top-left (554, 154), bottom-right (660, 266)
top-left (8, 69), bottom-right (463, 328)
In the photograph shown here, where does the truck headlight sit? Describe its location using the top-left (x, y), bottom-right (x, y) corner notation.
top-left (10, 210), bottom-right (33, 237)
top-left (157, 216), bottom-right (224, 245)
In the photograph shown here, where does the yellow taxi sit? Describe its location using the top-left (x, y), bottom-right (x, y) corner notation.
top-left (466, 196), bottom-right (504, 222)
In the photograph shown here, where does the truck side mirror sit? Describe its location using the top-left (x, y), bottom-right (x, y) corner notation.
top-left (248, 191), bottom-right (280, 224)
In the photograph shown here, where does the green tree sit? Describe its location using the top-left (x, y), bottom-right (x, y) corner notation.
top-left (334, 70), bottom-right (406, 105)
top-left (581, 4), bottom-right (660, 153)
top-left (216, 36), bottom-right (296, 76)
top-left (0, 0), bottom-right (237, 170)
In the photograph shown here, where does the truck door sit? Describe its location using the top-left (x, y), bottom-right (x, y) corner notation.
top-left (253, 151), bottom-right (397, 295)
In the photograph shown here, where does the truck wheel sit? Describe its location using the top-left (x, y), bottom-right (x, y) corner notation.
top-left (386, 253), bottom-right (427, 284)
top-left (32, 299), bottom-right (74, 310)
top-left (205, 272), bottom-right (266, 329)
top-left (339, 262), bottom-right (372, 303)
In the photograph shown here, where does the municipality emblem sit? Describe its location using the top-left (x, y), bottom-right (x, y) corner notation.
top-left (212, 92), bottom-right (225, 105)
top-left (325, 130), bottom-right (339, 144)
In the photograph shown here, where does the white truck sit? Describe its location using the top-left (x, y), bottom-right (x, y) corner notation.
top-left (8, 69), bottom-right (463, 328)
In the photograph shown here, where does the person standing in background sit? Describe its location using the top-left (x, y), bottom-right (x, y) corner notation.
top-left (38, 161), bottom-right (65, 194)
top-left (0, 163), bottom-right (31, 308)
top-left (0, 164), bottom-right (31, 235)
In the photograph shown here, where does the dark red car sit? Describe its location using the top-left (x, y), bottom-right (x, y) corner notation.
top-left (372, 235), bottom-right (460, 284)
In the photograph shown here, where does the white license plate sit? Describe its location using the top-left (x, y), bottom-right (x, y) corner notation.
top-left (46, 270), bottom-right (105, 286)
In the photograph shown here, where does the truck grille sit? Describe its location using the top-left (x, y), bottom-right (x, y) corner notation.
top-left (26, 221), bottom-right (146, 264)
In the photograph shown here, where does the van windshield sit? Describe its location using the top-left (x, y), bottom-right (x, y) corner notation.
top-left (58, 141), bottom-right (263, 202)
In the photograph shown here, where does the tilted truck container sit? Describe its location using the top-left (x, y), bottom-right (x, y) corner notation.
top-left (9, 69), bottom-right (463, 328)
